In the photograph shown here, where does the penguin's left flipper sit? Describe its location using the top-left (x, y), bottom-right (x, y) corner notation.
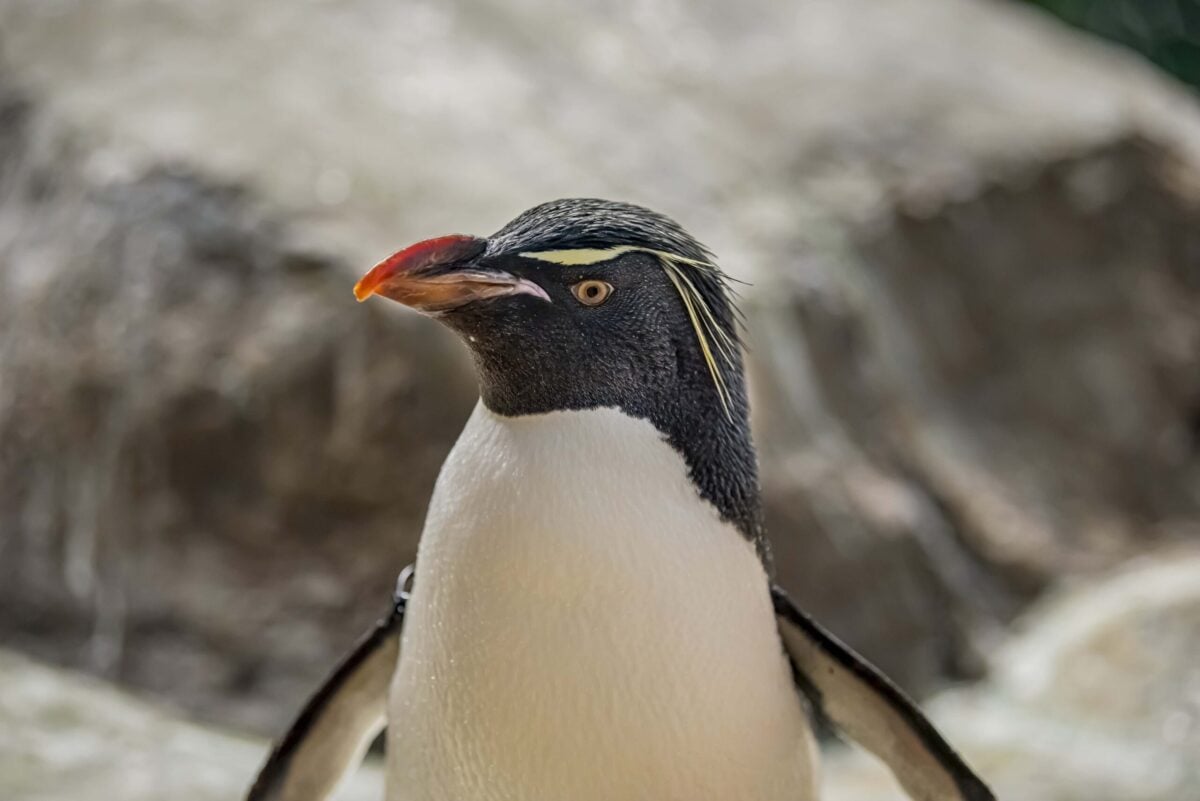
top-left (772, 586), bottom-right (994, 801)
top-left (245, 594), bottom-right (406, 801)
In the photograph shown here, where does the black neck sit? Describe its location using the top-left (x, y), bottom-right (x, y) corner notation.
top-left (633, 366), bottom-right (770, 568)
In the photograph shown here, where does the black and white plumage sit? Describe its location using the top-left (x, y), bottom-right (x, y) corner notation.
top-left (248, 199), bottom-right (994, 801)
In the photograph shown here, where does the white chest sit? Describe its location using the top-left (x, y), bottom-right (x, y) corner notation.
top-left (386, 403), bottom-right (817, 801)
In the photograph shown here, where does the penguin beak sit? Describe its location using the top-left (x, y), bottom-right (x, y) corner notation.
top-left (354, 234), bottom-right (549, 314)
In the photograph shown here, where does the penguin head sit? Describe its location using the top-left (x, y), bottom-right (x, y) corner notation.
top-left (355, 199), bottom-right (746, 427)
top-left (356, 198), bottom-right (764, 551)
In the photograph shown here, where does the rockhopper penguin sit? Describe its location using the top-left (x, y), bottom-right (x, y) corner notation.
top-left (247, 199), bottom-right (994, 801)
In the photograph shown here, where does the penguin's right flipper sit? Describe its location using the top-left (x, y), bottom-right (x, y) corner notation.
top-left (245, 593), bottom-right (406, 801)
top-left (772, 586), bottom-right (994, 801)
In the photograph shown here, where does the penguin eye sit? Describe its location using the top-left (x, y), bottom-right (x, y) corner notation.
top-left (571, 280), bottom-right (613, 307)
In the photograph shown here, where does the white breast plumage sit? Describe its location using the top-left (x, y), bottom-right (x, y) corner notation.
top-left (386, 402), bottom-right (817, 801)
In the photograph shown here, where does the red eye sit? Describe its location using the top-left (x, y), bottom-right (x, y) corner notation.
top-left (571, 280), bottom-right (613, 306)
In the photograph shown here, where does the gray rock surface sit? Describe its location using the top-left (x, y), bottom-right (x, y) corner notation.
top-left (1, 0), bottom-right (1198, 735)
top-left (825, 549), bottom-right (1200, 801)
top-left (0, 78), bottom-right (478, 734)
top-left (0, 648), bottom-right (381, 801)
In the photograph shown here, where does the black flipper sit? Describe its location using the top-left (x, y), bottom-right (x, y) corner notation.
top-left (246, 590), bottom-right (407, 801)
top-left (772, 586), bottom-right (994, 801)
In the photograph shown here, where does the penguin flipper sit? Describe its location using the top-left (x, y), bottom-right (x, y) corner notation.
top-left (771, 586), bottom-right (994, 801)
top-left (246, 595), bottom-right (406, 801)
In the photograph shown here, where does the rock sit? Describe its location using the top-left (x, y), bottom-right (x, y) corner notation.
top-left (0, 76), bottom-right (477, 734)
top-left (825, 549), bottom-right (1200, 801)
top-left (1, 0), bottom-right (1199, 732)
top-left (0, 648), bottom-right (381, 801)
top-left (991, 547), bottom-right (1200, 781)
top-left (762, 136), bottom-right (1200, 688)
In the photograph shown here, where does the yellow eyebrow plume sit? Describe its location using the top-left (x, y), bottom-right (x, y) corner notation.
top-left (519, 246), bottom-right (640, 265)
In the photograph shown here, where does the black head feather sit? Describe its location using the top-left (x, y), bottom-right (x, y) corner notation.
top-left (489, 198), bottom-right (714, 262)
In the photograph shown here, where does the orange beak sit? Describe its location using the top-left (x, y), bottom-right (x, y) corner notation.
top-left (354, 234), bottom-right (549, 314)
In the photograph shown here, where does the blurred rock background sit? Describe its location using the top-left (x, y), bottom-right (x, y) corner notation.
top-left (0, 0), bottom-right (1197, 798)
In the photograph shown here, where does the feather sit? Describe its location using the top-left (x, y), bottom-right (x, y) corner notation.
top-left (518, 244), bottom-right (739, 420)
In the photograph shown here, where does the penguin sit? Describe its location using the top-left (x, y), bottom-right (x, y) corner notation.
top-left (246, 199), bottom-right (994, 801)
